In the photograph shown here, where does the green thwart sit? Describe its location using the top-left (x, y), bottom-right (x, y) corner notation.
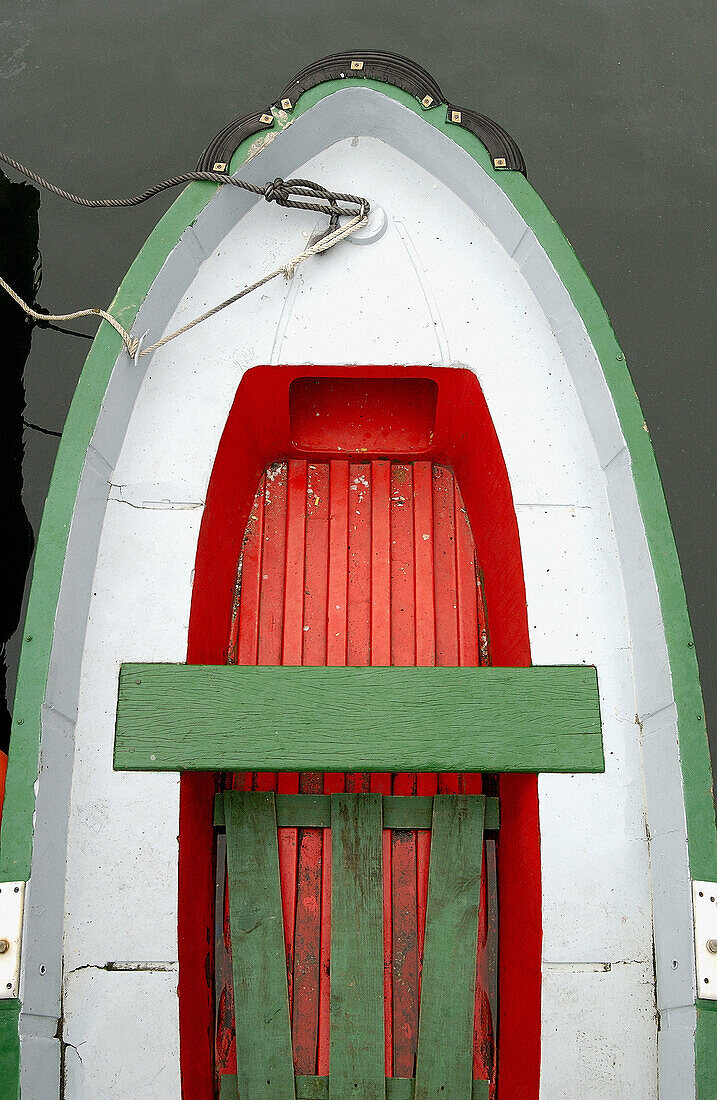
top-left (114, 664), bottom-right (604, 774)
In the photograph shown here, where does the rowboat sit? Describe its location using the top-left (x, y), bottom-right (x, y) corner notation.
top-left (0, 51), bottom-right (714, 1100)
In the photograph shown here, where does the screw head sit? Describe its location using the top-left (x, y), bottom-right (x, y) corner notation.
top-left (707, 939), bottom-right (717, 955)
top-left (0, 939), bottom-right (10, 955)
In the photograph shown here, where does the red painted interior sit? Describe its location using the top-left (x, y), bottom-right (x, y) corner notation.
top-left (289, 376), bottom-right (438, 452)
top-left (179, 365), bottom-right (542, 1099)
top-left (215, 458), bottom-right (493, 1082)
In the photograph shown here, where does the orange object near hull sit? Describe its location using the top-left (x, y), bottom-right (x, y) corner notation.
top-left (178, 365), bottom-right (542, 1099)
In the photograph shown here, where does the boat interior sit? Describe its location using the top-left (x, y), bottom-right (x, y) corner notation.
top-left (179, 365), bottom-right (539, 1094)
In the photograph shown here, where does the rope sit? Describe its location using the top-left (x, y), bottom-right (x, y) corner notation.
top-left (0, 150), bottom-right (368, 220)
top-left (134, 211), bottom-right (365, 358)
top-left (0, 152), bottom-right (370, 360)
top-left (0, 210), bottom-right (367, 361)
top-left (0, 272), bottom-right (141, 347)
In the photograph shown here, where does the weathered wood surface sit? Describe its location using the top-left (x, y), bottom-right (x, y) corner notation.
top-left (414, 795), bottom-right (486, 1100)
top-left (223, 791), bottom-right (296, 1099)
top-left (329, 793), bottom-right (386, 1098)
top-left (218, 1075), bottom-right (490, 1099)
top-left (114, 664), bottom-right (603, 773)
top-left (213, 792), bottom-right (500, 832)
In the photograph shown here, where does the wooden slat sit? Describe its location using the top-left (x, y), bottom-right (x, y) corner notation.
top-left (214, 793), bottom-right (500, 831)
top-left (283, 458), bottom-right (308, 664)
top-left (454, 478), bottom-right (481, 667)
top-left (414, 795), bottom-right (486, 1100)
top-left (319, 460), bottom-right (350, 1075)
top-left (379, 779), bottom-right (394, 1076)
top-left (257, 461), bottom-right (287, 666)
top-left (346, 461), bottom-right (371, 792)
top-left (391, 821), bottom-right (419, 1077)
top-left (329, 793), bottom-right (385, 1098)
top-left (317, 823), bottom-right (333, 1076)
top-left (116, 664), bottom-right (604, 773)
top-left (303, 461), bottom-right (330, 667)
top-left (255, 460), bottom-right (288, 791)
top-left (390, 462), bottom-right (416, 665)
top-left (222, 791), bottom-right (296, 1100)
top-left (292, 463), bottom-right (326, 1071)
top-left (278, 812), bottom-right (299, 1018)
top-left (219, 1076), bottom-right (490, 1099)
top-left (292, 820), bottom-right (323, 1072)
top-left (389, 461), bottom-right (417, 1074)
top-left (413, 461), bottom-right (436, 667)
top-left (370, 462), bottom-right (393, 1071)
top-left (432, 465), bottom-right (459, 667)
top-left (371, 459), bottom-right (392, 665)
top-left (231, 476), bottom-right (265, 666)
top-left (347, 461), bottom-right (371, 667)
top-left (326, 460), bottom-right (349, 666)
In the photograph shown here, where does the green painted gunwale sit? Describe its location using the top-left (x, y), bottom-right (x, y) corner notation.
top-left (1, 73), bottom-right (714, 1094)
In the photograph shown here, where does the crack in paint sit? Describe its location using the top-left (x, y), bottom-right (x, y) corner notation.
top-left (66, 961), bottom-right (178, 975)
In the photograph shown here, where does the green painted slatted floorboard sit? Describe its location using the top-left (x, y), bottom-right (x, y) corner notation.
top-left (329, 793), bottom-right (386, 1098)
top-left (223, 792), bottom-right (296, 1099)
top-left (213, 792), bottom-right (500, 832)
top-left (218, 1076), bottom-right (490, 1099)
top-left (415, 796), bottom-right (486, 1100)
top-left (218, 792), bottom-right (492, 1100)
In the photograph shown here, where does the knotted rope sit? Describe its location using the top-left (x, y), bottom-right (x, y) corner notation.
top-left (130, 210), bottom-right (366, 360)
top-left (0, 150), bottom-right (367, 220)
top-left (0, 153), bottom-right (369, 361)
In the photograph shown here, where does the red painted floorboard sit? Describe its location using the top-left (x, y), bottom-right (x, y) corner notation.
top-left (215, 458), bottom-right (493, 1084)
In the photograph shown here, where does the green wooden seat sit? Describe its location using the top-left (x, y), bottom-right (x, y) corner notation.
top-left (216, 791), bottom-right (491, 1100)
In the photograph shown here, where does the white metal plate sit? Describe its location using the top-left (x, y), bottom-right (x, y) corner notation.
top-left (693, 881), bottom-right (717, 1000)
top-left (0, 881), bottom-right (24, 998)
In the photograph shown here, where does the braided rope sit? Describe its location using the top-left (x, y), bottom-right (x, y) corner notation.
top-left (0, 273), bottom-right (140, 348)
top-left (133, 211), bottom-right (365, 359)
top-left (0, 210), bottom-right (368, 361)
top-left (0, 151), bottom-right (370, 362)
top-left (0, 151), bottom-right (368, 219)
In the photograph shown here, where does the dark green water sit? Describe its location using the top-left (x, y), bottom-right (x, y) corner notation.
top-left (1, 3), bottom-right (715, 776)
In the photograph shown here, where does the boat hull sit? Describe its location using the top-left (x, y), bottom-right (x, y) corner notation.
top-left (1, 57), bottom-right (713, 1099)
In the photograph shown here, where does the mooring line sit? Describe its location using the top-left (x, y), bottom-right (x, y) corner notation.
top-left (0, 158), bottom-right (369, 361)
